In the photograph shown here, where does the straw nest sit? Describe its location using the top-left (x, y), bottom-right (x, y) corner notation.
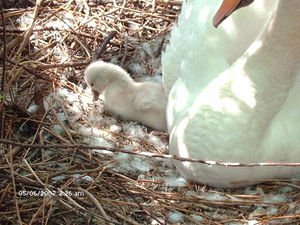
top-left (1, 0), bottom-right (300, 224)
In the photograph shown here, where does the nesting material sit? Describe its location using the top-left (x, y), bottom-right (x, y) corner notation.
top-left (1, 0), bottom-right (300, 224)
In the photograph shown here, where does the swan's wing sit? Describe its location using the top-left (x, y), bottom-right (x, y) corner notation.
top-left (162, 27), bottom-right (184, 96)
top-left (132, 83), bottom-right (166, 111)
top-left (132, 94), bottom-right (154, 111)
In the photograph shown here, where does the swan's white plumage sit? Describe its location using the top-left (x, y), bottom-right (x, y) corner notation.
top-left (163, 0), bottom-right (300, 187)
top-left (84, 61), bottom-right (167, 132)
top-left (162, 0), bottom-right (277, 95)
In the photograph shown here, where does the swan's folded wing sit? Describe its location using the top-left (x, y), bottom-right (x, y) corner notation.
top-left (132, 83), bottom-right (166, 111)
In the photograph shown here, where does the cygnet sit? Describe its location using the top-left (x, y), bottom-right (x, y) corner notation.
top-left (84, 61), bottom-right (167, 132)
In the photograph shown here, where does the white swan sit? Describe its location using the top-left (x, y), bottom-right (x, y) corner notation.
top-left (85, 61), bottom-right (167, 132)
top-left (162, 0), bottom-right (300, 187)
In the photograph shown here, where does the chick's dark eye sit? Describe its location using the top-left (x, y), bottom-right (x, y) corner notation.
top-left (91, 83), bottom-right (94, 86)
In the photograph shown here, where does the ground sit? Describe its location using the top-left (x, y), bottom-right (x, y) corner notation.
top-left (0, 0), bottom-right (300, 224)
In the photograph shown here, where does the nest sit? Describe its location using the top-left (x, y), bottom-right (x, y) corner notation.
top-left (1, 0), bottom-right (300, 224)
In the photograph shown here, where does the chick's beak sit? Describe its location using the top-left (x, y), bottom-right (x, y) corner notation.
top-left (213, 0), bottom-right (254, 28)
top-left (92, 89), bottom-right (100, 101)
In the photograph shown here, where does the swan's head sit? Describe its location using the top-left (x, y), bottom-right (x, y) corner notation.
top-left (213, 0), bottom-right (254, 27)
top-left (84, 61), bottom-right (129, 100)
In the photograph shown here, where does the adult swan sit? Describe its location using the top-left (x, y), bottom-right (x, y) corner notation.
top-left (162, 0), bottom-right (300, 188)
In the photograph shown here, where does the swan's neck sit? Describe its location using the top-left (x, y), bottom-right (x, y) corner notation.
top-left (229, 1), bottom-right (300, 109)
top-left (240, 1), bottom-right (300, 81)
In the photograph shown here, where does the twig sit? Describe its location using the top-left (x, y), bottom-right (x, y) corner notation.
top-left (16, 0), bottom-right (42, 56)
top-left (49, 97), bottom-right (75, 143)
top-left (47, 165), bottom-right (106, 179)
top-left (35, 61), bottom-right (89, 69)
top-left (120, 32), bottom-right (128, 67)
top-left (1, 57), bottom-right (51, 81)
top-left (113, 174), bottom-right (164, 225)
top-left (155, 0), bottom-right (183, 6)
top-left (8, 145), bottom-right (23, 225)
top-left (3, 9), bottom-right (33, 18)
top-left (114, 212), bottom-right (141, 225)
top-left (0, 36), bottom-right (23, 57)
top-left (78, 187), bottom-right (114, 225)
top-left (58, 198), bottom-right (122, 225)
top-left (155, 37), bottom-right (165, 58)
top-left (92, 31), bottom-right (118, 62)
top-left (0, 1), bottom-right (6, 140)
top-left (0, 172), bottom-right (45, 189)
top-left (1, 139), bottom-right (300, 167)
top-left (0, 8), bottom-right (6, 78)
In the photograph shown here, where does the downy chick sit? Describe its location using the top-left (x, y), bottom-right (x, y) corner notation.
top-left (84, 61), bottom-right (167, 131)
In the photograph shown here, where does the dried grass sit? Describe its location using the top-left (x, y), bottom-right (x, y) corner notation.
top-left (1, 0), bottom-right (300, 224)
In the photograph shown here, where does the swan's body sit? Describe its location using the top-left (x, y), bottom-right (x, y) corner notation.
top-left (163, 0), bottom-right (300, 187)
top-left (85, 61), bottom-right (167, 132)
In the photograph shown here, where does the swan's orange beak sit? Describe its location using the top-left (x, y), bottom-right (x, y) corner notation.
top-left (213, 0), bottom-right (254, 28)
